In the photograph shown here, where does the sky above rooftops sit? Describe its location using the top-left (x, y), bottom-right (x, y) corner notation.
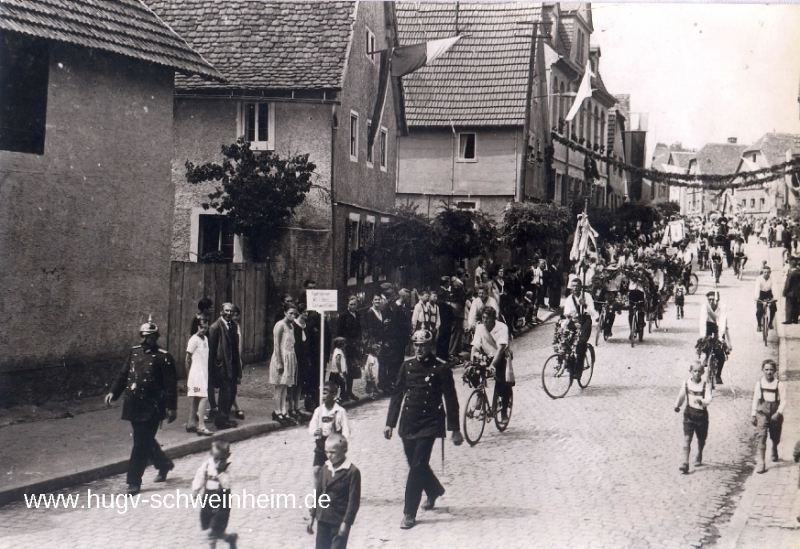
top-left (591, 2), bottom-right (800, 153)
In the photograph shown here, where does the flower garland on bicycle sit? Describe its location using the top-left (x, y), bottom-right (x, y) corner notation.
top-left (560, 279), bottom-right (598, 379)
top-left (470, 307), bottom-right (513, 420)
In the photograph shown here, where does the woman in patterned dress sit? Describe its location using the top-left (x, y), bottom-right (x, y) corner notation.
top-left (270, 304), bottom-right (298, 424)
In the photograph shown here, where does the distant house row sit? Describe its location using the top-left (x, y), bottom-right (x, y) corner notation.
top-left (649, 133), bottom-right (800, 218)
top-left (0, 1), bottom-right (648, 404)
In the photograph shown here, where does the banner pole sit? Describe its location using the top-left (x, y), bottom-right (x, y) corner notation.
top-left (320, 313), bottom-right (326, 406)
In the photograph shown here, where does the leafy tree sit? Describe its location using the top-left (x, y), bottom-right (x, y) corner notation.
top-left (368, 203), bottom-right (436, 272)
top-left (185, 138), bottom-right (318, 262)
top-left (501, 202), bottom-right (571, 249)
top-left (433, 202), bottom-right (499, 261)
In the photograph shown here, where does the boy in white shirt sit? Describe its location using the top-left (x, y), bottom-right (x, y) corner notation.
top-left (674, 360), bottom-right (713, 474)
top-left (751, 359), bottom-right (787, 473)
top-left (309, 381), bottom-right (351, 477)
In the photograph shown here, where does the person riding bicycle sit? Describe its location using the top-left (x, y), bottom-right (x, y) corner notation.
top-left (754, 266), bottom-right (778, 331)
top-left (562, 278), bottom-right (597, 378)
top-left (697, 236), bottom-right (710, 268)
top-left (471, 307), bottom-right (513, 420)
top-left (599, 265), bottom-right (623, 337)
top-left (710, 248), bottom-right (723, 283)
top-left (699, 290), bottom-right (731, 385)
top-left (732, 236), bottom-right (747, 275)
top-left (627, 274), bottom-right (647, 333)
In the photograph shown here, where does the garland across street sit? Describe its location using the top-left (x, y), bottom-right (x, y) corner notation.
top-left (550, 132), bottom-right (800, 190)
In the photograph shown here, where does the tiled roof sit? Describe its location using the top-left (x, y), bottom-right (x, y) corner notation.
top-left (0, 0), bottom-right (222, 80)
top-left (396, 2), bottom-right (542, 127)
top-left (147, 0), bottom-right (355, 90)
top-left (742, 133), bottom-right (800, 166)
top-left (694, 143), bottom-right (748, 175)
top-left (670, 151), bottom-right (695, 169)
top-left (651, 144), bottom-right (670, 171)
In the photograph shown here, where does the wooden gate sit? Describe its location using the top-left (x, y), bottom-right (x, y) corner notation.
top-left (167, 262), bottom-right (269, 374)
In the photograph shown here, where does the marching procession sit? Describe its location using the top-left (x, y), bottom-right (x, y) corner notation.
top-left (90, 209), bottom-right (800, 549)
top-left (3, 1), bottom-right (800, 548)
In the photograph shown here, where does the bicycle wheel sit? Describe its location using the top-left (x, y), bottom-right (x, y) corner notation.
top-left (595, 310), bottom-right (605, 346)
top-left (688, 274), bottom-right (699, 295)
top-left (762, 309), bottom-right (769, 346)
top-left (495, 387), bottom-right (513, 432)
top-left (462, 389), bottom-right (486, 446)
top-left (637, 311), bottom-right (645, 342)
top-left (629, 314), bottom-right (636, 348)
top-left (577, 344), bottom-right (595, 388)
top-left (542, 354), bottom-right (572, 399)
top-left (648, 316), bottom-right (653, 333)
top-left (707, 355), bottom-right (717, 391)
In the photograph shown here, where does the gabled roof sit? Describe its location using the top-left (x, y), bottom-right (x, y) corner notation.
top-left (148, 0), bottom-right (356, 90)
top-left (741, 133), bottom-right (799, 166)
top-left (670, 151), bottom-right (695, 169)
top-left (651, 144), bottom-right (671, 171)
top-left (396, 2), bottom-right (542, 127)
top-left (0, 0), bottom-right (222, 81)
top-left (693, 143), bottom-right (748, 175)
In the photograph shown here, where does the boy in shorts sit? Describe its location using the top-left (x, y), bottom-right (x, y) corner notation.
top-left (674, 360), bottom-right (713, 473)
top-left (751, 359), bottom-right (786, 473)
top-left (309, 381), bottom-right (351, 477)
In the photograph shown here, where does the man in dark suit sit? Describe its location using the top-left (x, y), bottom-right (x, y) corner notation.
top-left (208, 302), bottom-right (241, 429)
top-left (384, 330), bottom-right (463, 530)
top-left (436, 276), bottom-right (456, 360)
top-left (381, 287), bottom-right (410, 393)
top-left (783, 258), bottom-right (800, 324)
top-left (105, 316), bottom-right (177, 495)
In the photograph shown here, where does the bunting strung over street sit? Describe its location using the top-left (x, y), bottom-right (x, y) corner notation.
top-left (551, 132), bottom-right (800, 190)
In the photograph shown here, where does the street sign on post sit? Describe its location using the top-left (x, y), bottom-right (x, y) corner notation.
top-left (306, 290), bottom-right (338, 404)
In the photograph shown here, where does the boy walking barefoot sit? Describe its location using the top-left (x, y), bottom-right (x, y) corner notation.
top-left (674, 360), bottom-right (712, 474)
top-left (751, 359), bottom-right (786, 473)
top-left (307, 434), bottom-right (361, 549)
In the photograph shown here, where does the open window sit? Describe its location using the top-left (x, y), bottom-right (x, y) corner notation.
top-left (198, 214), bottom-right (235, 263)
top-left (458, 132), bottom-right (476, 162)
top-left (379, 127), bottom-right (388, 170)
top-left (349, 112), bottom-right (359, 161)
top-left (0, 31), bottom-right (49, 155)
top-left (239, 102), bottom-right (274, 151)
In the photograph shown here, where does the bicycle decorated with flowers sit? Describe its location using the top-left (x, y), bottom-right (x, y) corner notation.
top-left (541, 317), bottom-right (595, 399)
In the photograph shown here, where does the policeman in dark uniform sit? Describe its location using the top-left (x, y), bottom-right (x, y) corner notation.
top-left (384, 329), bottom-right (463, 530)
top-left (105, 315), bottom-right (178, 495)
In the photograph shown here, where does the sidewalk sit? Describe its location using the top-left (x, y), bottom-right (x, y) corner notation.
top-left (0, 310), bottom-right (557, 507)
top-left (716, 247), bottom-right (800, 549)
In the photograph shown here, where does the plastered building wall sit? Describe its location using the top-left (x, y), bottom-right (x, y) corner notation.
top-left (0, 43), bottom-right (175, 405)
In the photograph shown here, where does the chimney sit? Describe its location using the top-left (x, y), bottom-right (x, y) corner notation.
top-left (727, 137), bottom-right (738, 144)
top-left (589, 46), bottom-right (601, 74)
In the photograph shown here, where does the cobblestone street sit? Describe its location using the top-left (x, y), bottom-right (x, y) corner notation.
top-left (1, 242), bottom-right (797, 549)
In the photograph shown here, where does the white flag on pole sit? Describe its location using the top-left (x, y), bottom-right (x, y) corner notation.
top-left (565, 61), bottom-right (594, 122)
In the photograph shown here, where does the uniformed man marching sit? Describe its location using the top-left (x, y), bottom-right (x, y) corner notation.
top-left (384, 329), bottom-right (463, 530)
top-left (105, 315), bottom-right (178, 495)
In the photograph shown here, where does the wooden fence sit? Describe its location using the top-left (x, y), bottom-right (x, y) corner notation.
top-left (167, 262), bottom-right (269, 375)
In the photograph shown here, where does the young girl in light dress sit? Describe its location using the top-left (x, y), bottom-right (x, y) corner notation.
top-left (186, 317), bottom-right (213, 436)
top-left (269, 304), bottom-right (298, 425)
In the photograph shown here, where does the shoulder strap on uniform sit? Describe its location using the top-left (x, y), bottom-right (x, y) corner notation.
top-left (133, 345), bottom-right (142, 349)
